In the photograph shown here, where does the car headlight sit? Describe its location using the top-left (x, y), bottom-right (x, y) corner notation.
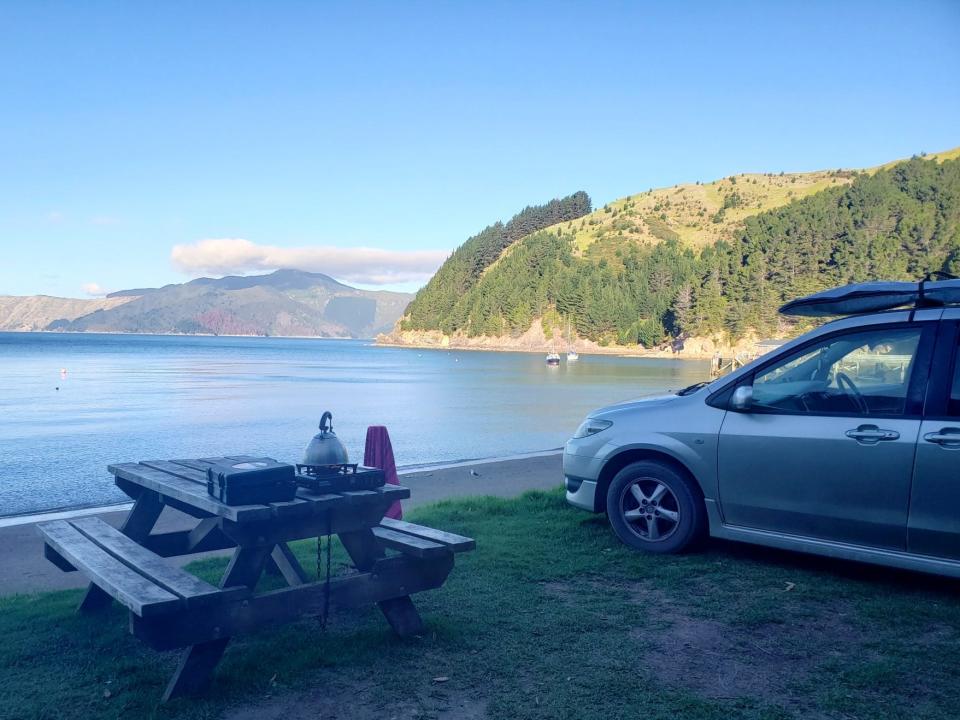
top-left (572, 418), bottom-right (613, 439)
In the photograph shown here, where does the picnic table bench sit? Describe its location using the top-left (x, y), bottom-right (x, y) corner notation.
top-left (38, 456), bottom-right (474, 702)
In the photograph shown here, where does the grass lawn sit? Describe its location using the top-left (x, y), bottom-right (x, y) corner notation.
top-left (3, 489), bottom-right (960, 720)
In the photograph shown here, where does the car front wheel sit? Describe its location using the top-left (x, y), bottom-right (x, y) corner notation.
top-left (605, 460), bottom-right (705, 554)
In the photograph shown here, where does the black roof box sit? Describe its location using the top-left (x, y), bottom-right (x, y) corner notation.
top-left (779, 279), bottom-right (960, 317)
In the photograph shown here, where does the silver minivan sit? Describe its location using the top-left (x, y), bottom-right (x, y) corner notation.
top-left (564, 281), bottom-right (960, 577)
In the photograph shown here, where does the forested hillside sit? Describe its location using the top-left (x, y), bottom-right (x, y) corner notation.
top-left (402, 192), bottom-right (592, 331)
top-left (394, 154), bottom-right (960, 349)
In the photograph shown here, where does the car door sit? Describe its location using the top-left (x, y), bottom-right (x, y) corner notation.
top-left (909, 317), bottom-right (960, 559)
top-left (717, 320), bottom-right (935, 550)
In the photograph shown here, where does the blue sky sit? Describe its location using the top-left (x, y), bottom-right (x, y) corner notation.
top-left (1, 0), bottom-right (958, 298)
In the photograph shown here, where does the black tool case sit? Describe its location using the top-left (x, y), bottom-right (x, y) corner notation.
top-left (206, 459), bottom-right (298, 505)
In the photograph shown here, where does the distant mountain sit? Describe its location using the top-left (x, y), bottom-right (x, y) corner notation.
top-left (1, 270), bottom-right (413, 338)
top-left (0, 295), bottom-right (135, 332)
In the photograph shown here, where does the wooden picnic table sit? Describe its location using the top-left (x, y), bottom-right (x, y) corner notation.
top-left (38, 456), bottom-right (474, 702)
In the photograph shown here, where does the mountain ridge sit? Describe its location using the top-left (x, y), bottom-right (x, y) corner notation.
top-left (545, 146), bottom-right (960, 256)
top-left (1, 269), bottom-right (412, 338)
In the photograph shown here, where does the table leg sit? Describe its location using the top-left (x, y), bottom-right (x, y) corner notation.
top-left (78, 489), bottom-right (163, 614)
top-left (268, 543), bottom-right (309, 586)
top-left (161, 638), bottom-right (230, 702)
top-left (162, 545), bottom-right (270, 701)
top-left (339, 528), bottom-right (425, 637)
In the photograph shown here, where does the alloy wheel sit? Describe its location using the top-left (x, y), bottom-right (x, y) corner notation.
top-left (619, 477), bottom-right (680, 542)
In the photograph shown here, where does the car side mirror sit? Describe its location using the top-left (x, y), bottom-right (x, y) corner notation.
top-left (730, 385), bottom-right (754, 412)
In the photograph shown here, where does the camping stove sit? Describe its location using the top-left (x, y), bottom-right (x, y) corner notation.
top-left (295, 463), bottom-right (386, 493)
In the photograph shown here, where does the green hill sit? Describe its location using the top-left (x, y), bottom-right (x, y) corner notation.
top-left (402, 192), bottom-right (592, 333)
top-left (389, 149), bottom-right (960, 351)
top-left (551, 146), bottom-right (960, 257)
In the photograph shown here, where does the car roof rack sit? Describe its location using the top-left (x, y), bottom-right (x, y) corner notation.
top-left (779, 272), bottom-right (960, 318)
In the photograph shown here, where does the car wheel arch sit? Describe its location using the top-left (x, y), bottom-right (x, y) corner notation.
top-left (596, 449), bottom-right (704, 513)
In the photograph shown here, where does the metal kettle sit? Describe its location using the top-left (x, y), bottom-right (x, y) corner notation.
top-left (303, 411), bottom-right (349, 465)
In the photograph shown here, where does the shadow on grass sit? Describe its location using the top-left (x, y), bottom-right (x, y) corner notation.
top-left (708, 537), bottom-right (960, 595)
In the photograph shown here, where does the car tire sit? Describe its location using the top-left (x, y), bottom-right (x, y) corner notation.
top-left (605, 460), bottom-right (705, 554)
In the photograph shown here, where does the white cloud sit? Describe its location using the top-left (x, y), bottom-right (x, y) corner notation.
top-left (82, 282), bottom-right (109, 297)
top-left (170, 238), bottom-right (449, 286)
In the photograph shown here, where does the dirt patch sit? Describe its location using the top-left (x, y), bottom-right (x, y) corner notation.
top-left (627, 581), bottom-right (857, 714)
top-left (224, 676), bottom-right (487, 720)
top-left (539, 577), bottom-right (865, 715)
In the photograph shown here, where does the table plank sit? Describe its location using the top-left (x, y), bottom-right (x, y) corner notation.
top-left (142, 460), bottom-right (208, 484)
top-left (39, 520), bottom-right (182, 617)
top-left (372, 527), bottom-right (448, 558)
top-left (187, 457), bottom-right (392, 511)
top-left (372, 484), bottom-right (411, 501)
top-left (182, 458), bottom-right (409, 503)
top-left (340, 489), bottom-right (379, 503)
top-left (379, 518), bottom-right (476, 552)
top-left (70, 517), bottom-right (236, 608)
top-left (109, 463), bottom-right (272, 523)
top-left (170, 458), bottom-right (316, 518)
top-left (144, 460), bottom-right (314, 520)
top-left (113, 458), bottom-right (407, 526)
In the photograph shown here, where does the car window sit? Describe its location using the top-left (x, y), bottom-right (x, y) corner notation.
top-left (751, 326), bottom-right (922, 416)
top-left (948, 339), bottom-right (960, 416)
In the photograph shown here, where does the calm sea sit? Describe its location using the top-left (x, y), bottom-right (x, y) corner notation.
top-left (0, 333), bottom-right (708, 516)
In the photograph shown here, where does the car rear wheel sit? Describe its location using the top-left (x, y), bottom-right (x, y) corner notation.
top-left (605, 460), bottom-right (705, 554)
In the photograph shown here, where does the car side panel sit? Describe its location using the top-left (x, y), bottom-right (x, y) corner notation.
top-left (591, 397), bottom-right (727, 504)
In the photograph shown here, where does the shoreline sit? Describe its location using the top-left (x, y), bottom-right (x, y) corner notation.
top-left (375, 336), bottom-right (716, 360)
top-left (2, 327), bottom-right (723, 359)
top-left (375, 324), bottom-right (780, 360)
top-left (0, 448), bottom-right (564, 527)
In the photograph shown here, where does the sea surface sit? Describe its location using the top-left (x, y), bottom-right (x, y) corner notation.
top-left (0, 333), bottom-right (709, 516)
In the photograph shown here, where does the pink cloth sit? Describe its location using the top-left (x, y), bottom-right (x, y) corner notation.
top-left (364, 425), bottom-right (402, 520)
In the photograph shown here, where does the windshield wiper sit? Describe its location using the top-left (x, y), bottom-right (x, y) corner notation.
top-left (677, 381), bottom-right (710, 396)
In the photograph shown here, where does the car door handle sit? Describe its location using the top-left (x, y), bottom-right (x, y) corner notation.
top-left (923, 428), bottom-right (960, 448)
top-left (845, 425), bottom-right (900, 444)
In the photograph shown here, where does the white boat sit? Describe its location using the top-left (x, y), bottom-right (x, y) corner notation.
top-left (564, 319), bottom-right (579, 361)
top-left (779, 278), bottom-right (960, 317)
top-left (546, 353), bottom-right (561, 366)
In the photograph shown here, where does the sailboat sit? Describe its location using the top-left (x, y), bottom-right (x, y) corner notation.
top-left (565, 318), bottom-right (579, 361)
top-left (546, 332), bottom-right (561, 365)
